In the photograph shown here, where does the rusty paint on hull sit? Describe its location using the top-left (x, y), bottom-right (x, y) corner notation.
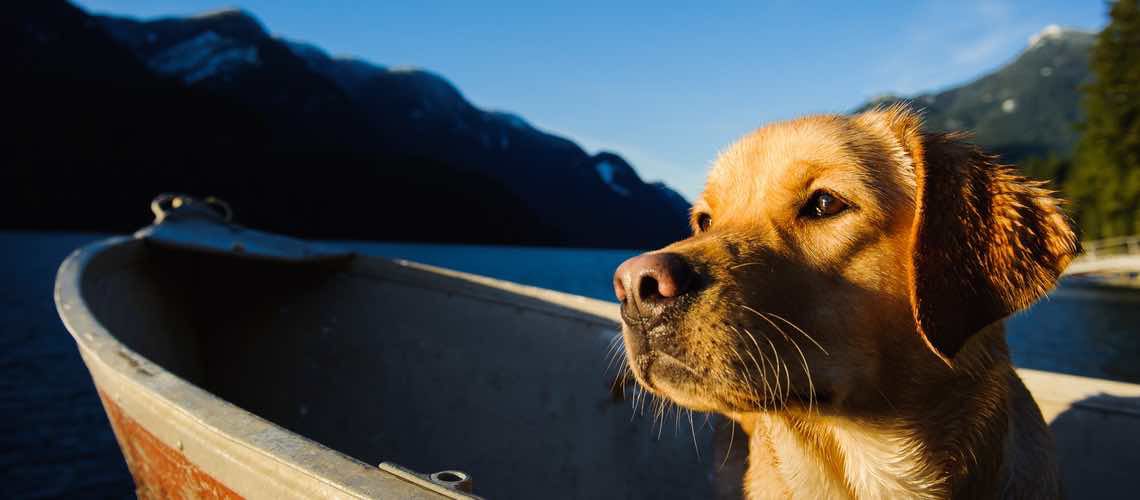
top-left (98, 390), bottom-right (242, 500)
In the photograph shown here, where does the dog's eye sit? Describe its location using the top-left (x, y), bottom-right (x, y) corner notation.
top-left (802, 191), bottom-right (849, 219)
top-left (696, 213), bottom-right (712, 232)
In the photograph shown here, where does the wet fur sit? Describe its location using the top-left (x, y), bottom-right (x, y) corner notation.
top-left (617, 105), bottom-right (1076, 499)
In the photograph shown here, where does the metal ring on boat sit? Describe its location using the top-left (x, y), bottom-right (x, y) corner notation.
top-left (430, 470), bottom-right (473, 493)
top-left (150, 193), bottom-right (233, 224)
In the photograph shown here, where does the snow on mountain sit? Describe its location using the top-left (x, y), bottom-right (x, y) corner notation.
top-left (594, 160), bottom-right (631, 197)
top-left (1028, 24), bottom-right (1069, 48)
top-left (149, 31), bottom-right (259, 84)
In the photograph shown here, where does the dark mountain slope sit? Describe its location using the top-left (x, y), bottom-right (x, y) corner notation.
top-left (857, 27), bottom-right (1095, 163)
top-left (92, 7), bottom-right (691, 248)
top-left (5, 1), bottom-right (552, 245)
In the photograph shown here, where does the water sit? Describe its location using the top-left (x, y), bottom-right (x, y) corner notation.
top-left (339, 241), bottom-right (637, 301)
top-left (1, 232), bottom-right (134, 499)
top-left (2, 231), bottom-right (1138, 498)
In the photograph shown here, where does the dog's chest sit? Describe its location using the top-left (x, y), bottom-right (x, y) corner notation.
top-left (746, 415), bottom-right (945, 500)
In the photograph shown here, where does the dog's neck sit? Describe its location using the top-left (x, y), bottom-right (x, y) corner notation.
top-left (737, 324), bottom-right (1022, 500)
top-left (742, 412), bottom-right (947, 499)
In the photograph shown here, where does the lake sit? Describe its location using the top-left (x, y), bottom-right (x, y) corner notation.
top-left (2, 231), bottom-right (1139, 498)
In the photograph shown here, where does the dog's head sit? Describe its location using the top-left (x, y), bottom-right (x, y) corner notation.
top-left (613, 105), bottom-right (1078, 415)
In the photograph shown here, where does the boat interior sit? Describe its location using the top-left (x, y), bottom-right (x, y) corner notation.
top-left (79, 240), bottom-right (723, 499)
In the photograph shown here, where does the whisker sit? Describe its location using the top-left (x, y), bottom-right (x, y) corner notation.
top-left (759, 332), bottom-right (790, 407)
top-left (727, 347), bottom-right (762, 405)
top-left (720, 417), bottom-right (737, 470)
top-left (759, 331), bottom-right (784, 405)
top-left (750, 350), bottom-right (774, 410)
top-left (687, 409), bottom-right (702, 461)
top-left (608, 362), bottom-right (629, 397)
top-left (729, 262), bottom-right (766, 270)
top-left (751, 309), bottom-right (819, 415)
top-left (604, 332), bottom-right (623, 355)
top-left (642, 384), bottom-right (652, 416)
top-left (604, 336), bottom-right (627, 375)
top-left (751, 344), bottom-right (775, 407)
top-left (765, 311), bottom-right (829, 356)
top-left (630, 386), bottom-right (643, 420)
top-left (732, 324), bottom-right (776, 407)
top-left (749, 332), bottom-right (777, 407)
top-left (734, 303), bottom-right (825, 413)
top-left (655, 396), bottom-right (669, 440)
top-left (672, 405), bottom-right (682, 435)
top-left (783, 328), bottom-right (817, 414)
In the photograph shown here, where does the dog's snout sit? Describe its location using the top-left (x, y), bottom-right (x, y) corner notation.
top-left (613, 252), bottom-right (695, 306)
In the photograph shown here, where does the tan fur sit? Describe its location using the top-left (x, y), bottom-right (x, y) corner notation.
top-left (619, 105), bottom-right (1075, 499)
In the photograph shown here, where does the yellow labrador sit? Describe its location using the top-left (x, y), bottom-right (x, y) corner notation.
top-left (613, 105), bottom-right (1076, 499)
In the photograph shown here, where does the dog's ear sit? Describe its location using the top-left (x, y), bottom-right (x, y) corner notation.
top-left (862, 105), bottom-right (1080, 363)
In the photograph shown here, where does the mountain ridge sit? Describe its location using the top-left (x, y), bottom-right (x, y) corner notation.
top-left (6, 2), bottom-right (690, 249)
top-left (95, 6), bottom-right (691, 248)
top-left (855, 26), bottom-right (1095, 165)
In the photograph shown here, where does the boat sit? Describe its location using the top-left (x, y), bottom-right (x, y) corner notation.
top-left (55, 195), bottom-right (1140, 498)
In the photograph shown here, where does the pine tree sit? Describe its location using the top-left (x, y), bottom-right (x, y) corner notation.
top-left (1020, 154), bottom-right (1070, 184)
top-left (1068, 0), bottom-right (1140, 239)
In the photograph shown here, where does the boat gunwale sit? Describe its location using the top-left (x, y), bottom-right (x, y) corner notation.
top-left (54, 235), bottom-right (544, 499)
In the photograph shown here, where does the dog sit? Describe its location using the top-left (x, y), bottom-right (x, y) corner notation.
top-left (612, 105), bottom-right (1078, 499)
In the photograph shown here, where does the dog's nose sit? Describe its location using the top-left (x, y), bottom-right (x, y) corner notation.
top-left (613, 252), bottom-right (695, 305)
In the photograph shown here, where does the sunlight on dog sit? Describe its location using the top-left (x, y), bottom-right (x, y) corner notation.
top-left (612, 104), bottom-right (1078, 499)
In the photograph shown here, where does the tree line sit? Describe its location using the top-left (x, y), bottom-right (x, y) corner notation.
top-left (1025, 0), bottom-right (1140, 240)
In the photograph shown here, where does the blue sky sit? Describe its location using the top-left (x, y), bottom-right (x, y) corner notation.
top-left (75, 0), bottom-right (1107, 200)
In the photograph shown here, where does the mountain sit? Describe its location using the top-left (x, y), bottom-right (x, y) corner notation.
top-left (271, 38), bottom-right (685, 246)
top-left (5, 2), bottom-right (690, 249)
top-left (856, 26), bottom-right (1095, 163)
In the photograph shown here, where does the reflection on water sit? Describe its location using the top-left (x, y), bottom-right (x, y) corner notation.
top-left (345, 241), bottom-right (1140, 385)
